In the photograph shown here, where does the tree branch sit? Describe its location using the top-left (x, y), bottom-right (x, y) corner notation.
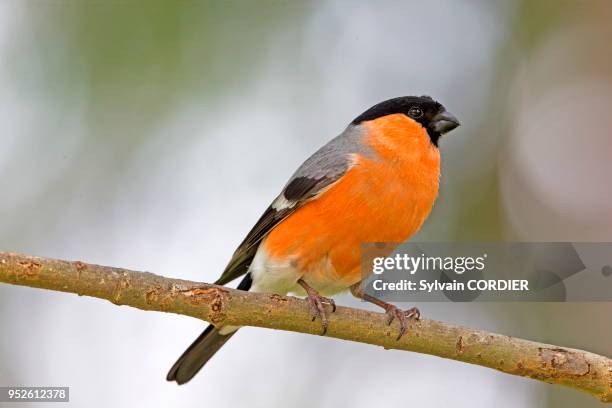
top-left (0, 252), bottom-right (610, 402)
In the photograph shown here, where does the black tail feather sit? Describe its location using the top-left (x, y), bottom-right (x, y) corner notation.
top-left (166, 324), bottom-right (236, 384)
top-left (166, 273), bottom-right (253, 385)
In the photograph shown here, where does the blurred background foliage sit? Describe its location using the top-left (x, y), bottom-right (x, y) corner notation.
top-left (1, 1), bottom-right (610, 407)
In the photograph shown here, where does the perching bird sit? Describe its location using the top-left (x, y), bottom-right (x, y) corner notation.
top-left (167, 95), bottom-right (460, 384)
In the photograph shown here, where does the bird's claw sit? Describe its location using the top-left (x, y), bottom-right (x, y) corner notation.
top-left (306, 293), bottom-right (336, 335)
top-left (384, 305), bottom-right (420, 340)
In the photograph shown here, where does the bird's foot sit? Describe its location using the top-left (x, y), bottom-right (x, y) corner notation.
top-left (383, 305), bottom-right (420, 340)
top-left (298, 279), bottom-right (336, 335)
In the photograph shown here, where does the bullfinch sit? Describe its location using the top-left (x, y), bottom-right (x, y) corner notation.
top-left (167, 95), bottom-right (460, 384)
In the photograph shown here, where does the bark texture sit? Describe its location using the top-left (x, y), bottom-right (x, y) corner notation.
top-left (0, 252), bottom-right (610, 402)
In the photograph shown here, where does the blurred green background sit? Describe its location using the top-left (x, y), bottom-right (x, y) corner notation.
top-left (1, 1), bottom-right (610, 407)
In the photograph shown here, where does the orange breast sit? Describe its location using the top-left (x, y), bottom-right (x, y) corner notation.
top-left (263, 114), bottom-right (440, 288)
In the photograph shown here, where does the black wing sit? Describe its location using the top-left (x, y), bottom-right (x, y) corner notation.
top-left (214, 126), bottom-right (367, 286)
top-left (214, 176), bottom-right (336, 286)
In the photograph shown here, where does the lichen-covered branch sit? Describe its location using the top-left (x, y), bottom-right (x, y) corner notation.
top-left (0, 252), bottom-right (610, 402)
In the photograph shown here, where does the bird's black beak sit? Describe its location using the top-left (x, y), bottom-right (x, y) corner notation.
top-left (430, 110), bottom-right (460, 134)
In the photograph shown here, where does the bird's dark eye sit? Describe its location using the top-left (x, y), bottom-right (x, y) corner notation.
top-left (408, 106), bottom-right (423, 118)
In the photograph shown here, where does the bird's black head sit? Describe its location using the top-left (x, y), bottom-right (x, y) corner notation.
top-left (351, 95), bottom-right (460, 146)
